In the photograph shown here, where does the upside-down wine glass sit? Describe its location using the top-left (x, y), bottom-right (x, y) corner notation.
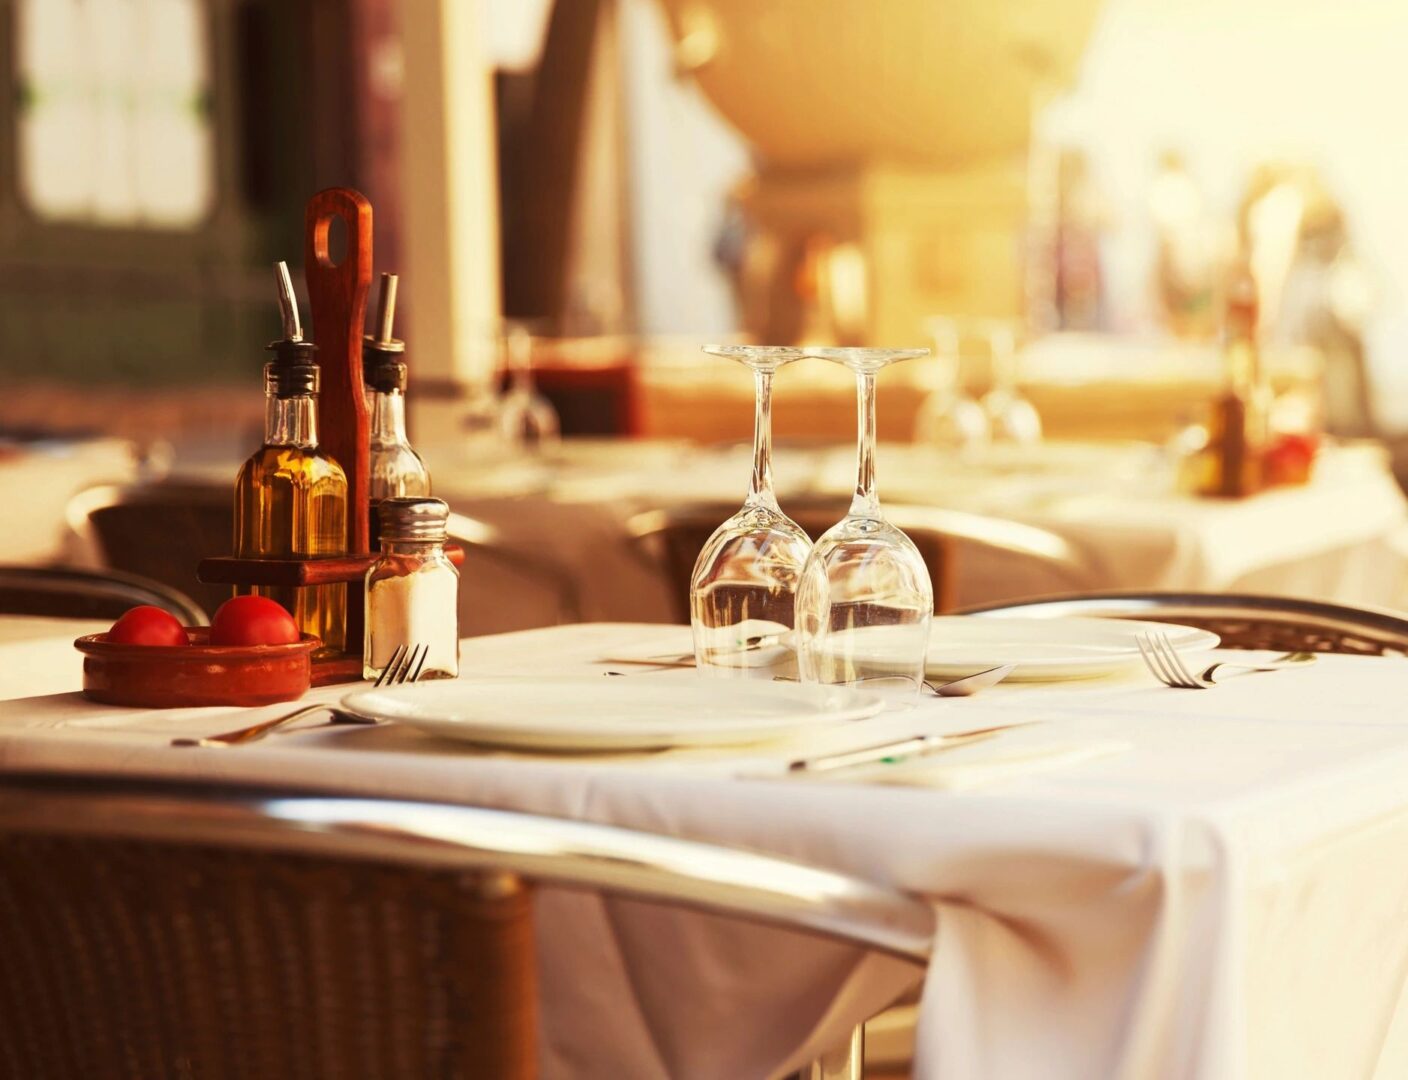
top-left (497, 322), bottom-right (561, 451)
top-left (798, 347), bottom-right (934, 700)
top-left (980, 320), bottom-right (1043, 444)
top-left (913, 316), bottom-right (991, 451)
top-left (690, 346), bottom-right (812, 677)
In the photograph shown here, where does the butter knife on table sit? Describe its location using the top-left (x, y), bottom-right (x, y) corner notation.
top-left (783, 721), bottom-right (1039, 776)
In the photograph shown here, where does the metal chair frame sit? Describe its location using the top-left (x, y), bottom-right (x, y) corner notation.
top-left (0, 773), bottom-right (933, 1078)
top-left (0, 564), bottom-right (207, 625)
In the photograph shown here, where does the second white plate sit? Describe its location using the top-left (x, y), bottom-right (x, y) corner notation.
top-left (926, 615), bottom-right (1220, 680)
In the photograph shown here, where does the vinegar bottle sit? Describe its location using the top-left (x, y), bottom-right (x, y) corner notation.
top-left (362, 272), bottom-right (430, 549)
top-left (233, 262), bottom-right (349, 654)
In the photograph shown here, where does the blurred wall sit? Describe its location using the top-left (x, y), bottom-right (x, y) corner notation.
top-left (620, 0), bottom-right (746, 338)
top-left (1047, 0), bottom-right (1408, 430)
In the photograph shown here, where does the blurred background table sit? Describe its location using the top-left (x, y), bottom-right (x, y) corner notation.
top-left (419, 438), bottom-right (1408, 633)
top-left (41, 436), bottom-right (1407, 638)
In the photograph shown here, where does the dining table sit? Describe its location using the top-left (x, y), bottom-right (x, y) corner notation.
top-left (4, 617), bottom-right (1408, 1079)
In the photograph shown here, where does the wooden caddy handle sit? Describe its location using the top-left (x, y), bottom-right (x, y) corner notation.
top-left (304, 188), bottom-right (374, 555)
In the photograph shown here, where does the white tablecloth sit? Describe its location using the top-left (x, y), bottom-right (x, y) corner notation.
top-left (3, 622), bottom-right (1408, 1078)
top-left (425, 440), bottom-right (1408, 632)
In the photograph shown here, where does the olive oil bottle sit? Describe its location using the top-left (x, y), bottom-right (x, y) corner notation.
top-left (233, 262), bottom-right (349, 654)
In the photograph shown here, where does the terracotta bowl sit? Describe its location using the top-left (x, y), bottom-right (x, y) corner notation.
top-left (74, 628), bottom-right (319, 708)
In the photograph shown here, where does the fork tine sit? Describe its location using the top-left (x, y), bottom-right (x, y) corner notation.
top-left (1136, 633), bottom-right (1172, 686)
top-left (1142, 631), bottom-right (1185, 687)
top-left (407, 644), bottom-right (429, 683)
top-left (391, 644), bottom-right (417, 685)
top-left (1156, 631), bottom-right (1201, 689)
top-left (374, 645), bottom-right (407, 688)
top-left (1150, 631), bottom-right (1195, 688)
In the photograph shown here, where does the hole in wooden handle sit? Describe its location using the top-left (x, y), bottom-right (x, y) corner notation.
top-left (312, 212), bottom-right (349, 269)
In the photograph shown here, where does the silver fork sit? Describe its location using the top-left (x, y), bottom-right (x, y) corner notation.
top-left (171, 643), bottom-right (429, 747)
top-left (373, 643), bottom-right (430, 688)
top-left (1136, 631), bottom-right (1313, 689)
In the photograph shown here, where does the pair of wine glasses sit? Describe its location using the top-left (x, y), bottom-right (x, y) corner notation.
top-left (690, 345), bottom-right (934, 700)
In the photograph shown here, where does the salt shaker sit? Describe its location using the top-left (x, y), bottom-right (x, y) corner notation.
top-left (364, 497), bottom-right (460, 680)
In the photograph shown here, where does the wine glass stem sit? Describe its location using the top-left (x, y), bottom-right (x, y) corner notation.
top-left (850, 370), bottom-right (881, 518)
top-left (746, 369), bottom-right (779, 510)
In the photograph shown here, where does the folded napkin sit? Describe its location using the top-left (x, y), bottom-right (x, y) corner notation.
top-left (782, 737), bottom-right (1129, 790)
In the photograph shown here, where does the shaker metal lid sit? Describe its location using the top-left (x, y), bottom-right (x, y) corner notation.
top-left (378, 496), bottom-right (449, 541)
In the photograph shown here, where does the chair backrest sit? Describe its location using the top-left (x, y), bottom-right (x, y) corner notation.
top-left (69, 482), bottom-right (234, 619)
top-left (0, 774), bottom-right (933, 1079)
top-left (0, 565), bottom-right (206, 625)
top-left (958, 590), bottom-right (1408, 656)
top-left (629, 502), bottom-right (1090, 622)
top-left (446, 512), bottom-right (583, 625)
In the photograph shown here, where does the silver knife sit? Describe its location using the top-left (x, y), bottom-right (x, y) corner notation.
top-left (786, 721), bottom-right (1038, 775)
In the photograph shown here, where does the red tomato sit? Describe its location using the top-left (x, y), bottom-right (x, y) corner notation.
top-left (210, 595), bottom-right (301, 647)
top-left (107, 605), bottom-right (188, 647)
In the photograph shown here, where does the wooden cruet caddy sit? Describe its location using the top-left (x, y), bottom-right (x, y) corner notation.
top-left (198, 187), bottom-right (461, 685)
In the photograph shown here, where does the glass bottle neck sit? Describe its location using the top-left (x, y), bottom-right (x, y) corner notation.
top-left (1225, 337), bottom-right (1260, 396)
top-left (369, 388), bottom-right (411, 446)
top-left (264, 394), bottom-right (318, 449)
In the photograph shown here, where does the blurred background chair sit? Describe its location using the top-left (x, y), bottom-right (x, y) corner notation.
top-left (629, 502), bottom-right (1093, 622)
top-left (447, 512), bottom-right (584, 626)
top-left (67, 483), bottom-right (233, 619)
top-left (66, 483), bottom-right (584, 629)
top-left (959, 591), bottom-right (1408, 656)
top-left (0, 566), bottom-right (205, 625)
top-left (0, 773), bottom-right (933, 1080)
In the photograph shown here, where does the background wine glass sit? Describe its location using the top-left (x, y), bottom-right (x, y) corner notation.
top-left (980, 320), bottom-right (1043, 444)
top-left (497, 322), bottom-right (561, 451)
top-left (690, 346), bottom-right (812, 677)
top-left (914, 316), bottom-right (991, 451)
top-left (797, 347), bottom-right (934, 700)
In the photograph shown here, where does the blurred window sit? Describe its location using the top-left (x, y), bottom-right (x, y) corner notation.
top-left (15, 0), bottom-right (214, 228)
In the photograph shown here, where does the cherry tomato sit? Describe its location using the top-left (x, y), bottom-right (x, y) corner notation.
top-left (210, 595), bottom-right (301, 647)
top-left (107, 606), bottom-right (189, 647)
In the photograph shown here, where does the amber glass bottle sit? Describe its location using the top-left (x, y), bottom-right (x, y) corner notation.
top-left (234, 265), bottom-right (349, 654)
top-left (1199, 266), bottom-right (1269, 497)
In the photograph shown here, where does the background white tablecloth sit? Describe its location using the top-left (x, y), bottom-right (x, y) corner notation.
top-left (4, 622), bottom-right (1408, 1078)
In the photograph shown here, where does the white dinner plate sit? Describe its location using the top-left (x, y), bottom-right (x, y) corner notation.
top-left (341, 676), bottom-right (884, 751)
top-left (926, 616), bottom-right (1220, 681)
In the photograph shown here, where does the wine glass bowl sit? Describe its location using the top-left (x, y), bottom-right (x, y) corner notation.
top-left (797, 516), bottom-right (933, 689)
top-left (796, 347), bottom-right (934, 700)
top-left (690, 345), bottom-right (812, 676)
top-left (690, 504), bottom-right (812, 670)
